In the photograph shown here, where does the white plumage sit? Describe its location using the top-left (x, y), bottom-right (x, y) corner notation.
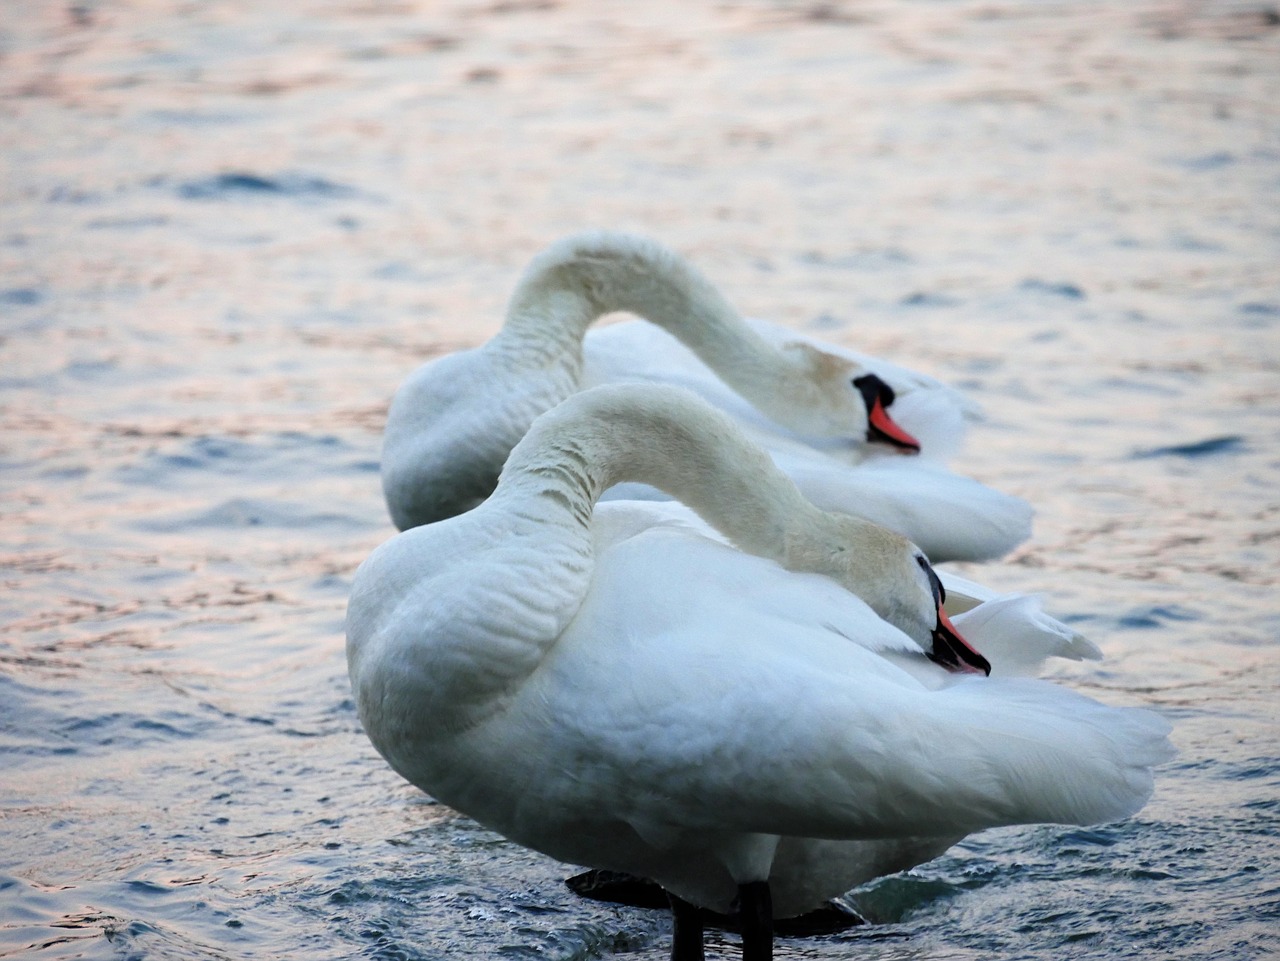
top-left (349, 384), bottom-right (1171, 942)
top-left (380, 231), bottom-right (1031, 561)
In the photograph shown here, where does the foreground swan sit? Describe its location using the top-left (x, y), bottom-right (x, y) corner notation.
top-left (381, 231), bottom-right (1031, 561)
top-left (349, 384), bottom-right (1171, 961)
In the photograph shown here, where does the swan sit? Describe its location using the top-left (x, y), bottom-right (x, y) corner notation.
top-left (348, 383), bottom-right (1171, 961)
top-left (380, 230), bottom-right (1032, 561)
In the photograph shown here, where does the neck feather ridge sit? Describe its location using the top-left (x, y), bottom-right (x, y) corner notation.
top-left (492, 385), bottom-right (834, 566)
top-left (497, 232), bottom-right (807, 421)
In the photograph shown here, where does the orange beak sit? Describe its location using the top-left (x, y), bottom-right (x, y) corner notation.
top-left (929, 604), bottom-right (991, 676)
top-left (867, 395), bottom-right (921, 453)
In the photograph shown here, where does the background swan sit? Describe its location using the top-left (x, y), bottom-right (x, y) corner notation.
top-left (380, 230), bottom-right (1031, 561)
top-left (349, 384), bottom-right (1171, 960)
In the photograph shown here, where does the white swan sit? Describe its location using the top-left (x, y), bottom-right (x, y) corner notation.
top-left (380, 231), bottom-right (1032, 561)
top-left (348, 384), bottom-right (1171, 961)
top-left (596, 499), bottom-right (1103, 674)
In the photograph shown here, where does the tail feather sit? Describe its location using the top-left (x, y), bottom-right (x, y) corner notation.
top-left (921, 679), bottom-right (1175, 830)
top-left (951, 593), bottom-right (1102, 676)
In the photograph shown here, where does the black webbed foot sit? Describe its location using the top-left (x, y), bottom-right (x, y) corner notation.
top-left (565, 869), bottom-right (866, 935)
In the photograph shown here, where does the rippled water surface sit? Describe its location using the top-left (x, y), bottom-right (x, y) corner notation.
top-left (3, 1), bottom-right (1279, 958)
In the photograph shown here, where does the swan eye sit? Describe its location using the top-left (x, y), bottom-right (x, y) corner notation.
top-left (916, 555), bottom-right (945, 606)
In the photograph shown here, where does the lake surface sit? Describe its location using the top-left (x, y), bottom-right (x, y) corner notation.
top-left (2, 1), bottom-right (1278, 958)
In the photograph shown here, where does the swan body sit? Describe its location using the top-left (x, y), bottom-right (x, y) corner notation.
top-left (380, 231), bottom-right (1031, 561)
top-left (587, 315), bottom-right (1033, 563)
top-left (594, 498), bottom-right (1102, 679)
top-left (349, 384), bottom-right (1171, 940)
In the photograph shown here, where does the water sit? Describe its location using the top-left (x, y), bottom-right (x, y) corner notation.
top-left (2, 1), bottom-right (1278, 958)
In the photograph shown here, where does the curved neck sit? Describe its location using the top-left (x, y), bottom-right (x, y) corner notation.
top-left (392, 384), bottom-right (909, 739)
top-left (491, 233), bottom-right (805, 417)
top-left (488, 385), bottom-right (860, 569)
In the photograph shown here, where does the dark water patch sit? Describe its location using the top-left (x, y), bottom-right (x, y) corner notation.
top-left (86, 215), bottom-right (169, 231)
top-left (1133, 435), bottom-right (1245, 459)
top-left (46, 185), bottom-right (103, 205)
top-left (1170, 151), bottom-right (1236, 171)
top-left (0, 690), bottom-right (224, 767)
top-left (1239, 302), bottom-right (1279, 325)
top-left (1121, 865), bottom-right (1177, 881)
top-left (134, 497), bottom-right (369, 534)
top-left (123, 879), bottom-right (180, 899)
top-left (1244, 798), bottom-right (1280, 812)
top-left (1011, 907), bottom-right (1094, 937)
top-left (1219, 758), bottom-right (1280, 782)
top-left (1053, 826), bottom-right (1122, 849)
top-left (322, 872), bottom-right (651, 961)
top-left (146, 109), bottom-right (248, 127)
top-left (174, 172), bottom-right (360, 203)
top-left (143, 436), bottom-right (276, 474)
top-left (879, 819), bottom-right (1265, 958)
top-left (372, 261), bottom-right (444, 283)
top-left (899, 291), bottom-right (960, 308)
top-left (798, 248), bottom-right (913, 271)
top-left (311, 573), bottom-right (357, 598)
top-left (1094, 374), bottom-right (1181, 397)
top-left (1239, 301), bottom-right (1279, 315)
top-left (0, 901), bottom-right (124, 958)
top-left (1019, 278), bottom-right (1086, 299)
top-left (63, 359), bottom-right (119, 383)
top-left (0, 676), bottom-right (90, 766)
top-left (57, 709), bottom-right (216, 753)
top-left (114, 432), bottom-right (366, 490)
top-left (84, 915), bottom-right (249, 961)
top-left (1167, 757), bottom-right (1280, 788)
top-left (0, 288), bottom-right (43, 306)
top-left (1170, 233), bottom-right (1225, 252)
top-left (0, 742), bottom-right (80, 764)
top-left (848, 874), bottom-right (965, 924)
top-left (1115, 604), bottom-right (1203, 630)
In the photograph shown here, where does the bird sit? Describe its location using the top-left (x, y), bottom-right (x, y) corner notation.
top-left (380, 230), bottom-right (1031, 561)
top-left (348, 383), bottom-right (1172, 961)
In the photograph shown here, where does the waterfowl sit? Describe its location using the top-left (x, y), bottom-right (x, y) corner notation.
top-left (380, 231), bottom-right (1031, 561)
top-left (348, 383), bottom-right (1171, 961)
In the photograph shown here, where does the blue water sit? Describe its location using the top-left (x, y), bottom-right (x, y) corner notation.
top-left (2, 1), bottom-right (1278, 958)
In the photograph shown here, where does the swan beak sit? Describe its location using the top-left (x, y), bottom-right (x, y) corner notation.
top-left (852, 374), bottom-right (921, 453)
top-left (868, 397), bottom-right (922, 453)
top-left (929, 605), bottom-right (992, 676)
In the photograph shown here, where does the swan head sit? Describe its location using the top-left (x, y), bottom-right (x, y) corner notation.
top-left (778, 344), bottom-right (921, 453)
top-left (793, 516), bottom-right (990, 676)
top-left (910, 554), bottom-right (991, 675)
top-left (852, 373), bottom-right (921, 452)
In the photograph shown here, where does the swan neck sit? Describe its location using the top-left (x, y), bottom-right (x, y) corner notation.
top-left (492, 387), bottom-right (822, 564)
top-left (493, 286), bottom-right (596, 364)
top-left (498, 235), bottom-right (796, 405)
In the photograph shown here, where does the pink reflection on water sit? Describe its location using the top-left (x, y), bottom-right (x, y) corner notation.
top-left (1, 0), bottom-right (1277, 956)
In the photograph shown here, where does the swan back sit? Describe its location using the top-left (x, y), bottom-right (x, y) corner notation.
top-left (381, 335), bottom-right (583, 528)
top-left (360, 384), bottom-right (959, 746)
top-left (496, 384), bottom-right (963, 656)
